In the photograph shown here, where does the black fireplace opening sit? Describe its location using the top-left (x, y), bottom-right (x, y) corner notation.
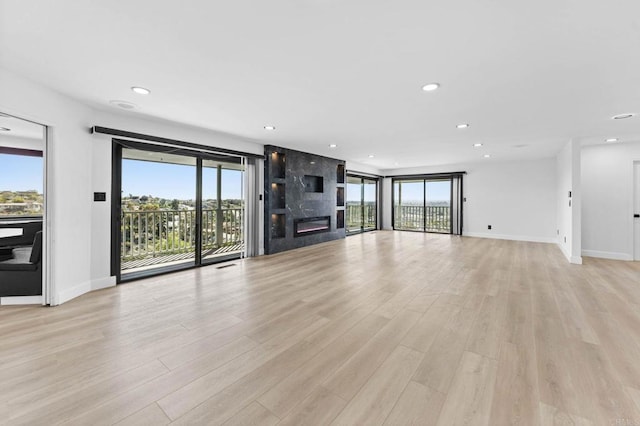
top-left (294, 216), bottom-right (331, 237)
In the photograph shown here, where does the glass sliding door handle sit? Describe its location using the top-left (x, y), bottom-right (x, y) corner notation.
top-left (635, 214), bottom-right (640, 218)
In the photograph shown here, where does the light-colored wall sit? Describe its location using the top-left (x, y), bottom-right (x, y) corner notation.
top-left (0, 67), bottom-right (266, 304)
top-left (381, 157), bottom-right (558, 243)
top-left (581, 141), bottom-right (640, 260)
top-left (1, 67), bottom-right (95, 304)
top-left (89, 109), bottom-right (265, 289)
top-left (555, 140), bottom-right (582, 264)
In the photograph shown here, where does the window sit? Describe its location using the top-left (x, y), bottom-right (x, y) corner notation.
top-left (346, 174), bottom-right (378, 234)
top-left (392, 174), bottom-right (464, 235)
top-left (0, 149), bottom-right (44, 218)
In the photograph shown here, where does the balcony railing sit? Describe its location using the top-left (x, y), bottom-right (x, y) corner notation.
top-left (394, 205), bottom-right (451, 233)
top-left (121, 208), bottom-right (243, 264)
top-left (346, 202), bottom-right (376, 231)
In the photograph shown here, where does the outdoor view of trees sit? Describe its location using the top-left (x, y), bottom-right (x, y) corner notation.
top-left (0, 190), bottom-right (44, 216)
top-left (121, 194), bottom-right (244, 267)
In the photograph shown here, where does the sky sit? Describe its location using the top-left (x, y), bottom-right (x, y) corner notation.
top-left (394, 180), bottom-right (451, 203)
top-left (0, 154), bottom-right (43, 192)
top-left (122, 159), bottom-right (243, 200)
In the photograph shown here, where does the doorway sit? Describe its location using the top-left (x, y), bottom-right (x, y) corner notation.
top-left (112, 140), bottom-right (245, 282)
top-left (634, 161), bottom-right (640, 261)
top-left (346, 175), bottom-right (378, 234)
top-left (0, 112), bottom-right (48, 303)
top-left (392, 174), bottom-right (463, 235)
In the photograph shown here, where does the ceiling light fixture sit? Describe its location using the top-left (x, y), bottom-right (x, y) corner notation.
top-left (473, 143), bottom-right (483, 147)
top-left (329, 144), bottom-right (337, 148)
top-left (605, 138), bottom-right (618, 142)
top-left (456, 123), bottom-right (469, 129)
top-left (131, 86), bottom-right (151, 95)
top-left (483, 154), bottom-right (491, 158)
top-left (0, 127), bottom-right (10, 131)
top-left (368, 154), bottom-right (375, 158)
top-left (264, 125), bottom-right (276, 131)
top-left (421, 83), bottom-right (440, 92)
top-left (612, 113), bottom-right (635, 120)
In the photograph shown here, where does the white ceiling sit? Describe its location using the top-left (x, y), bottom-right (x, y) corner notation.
top-left (1, 0), bottom-right (639, 170)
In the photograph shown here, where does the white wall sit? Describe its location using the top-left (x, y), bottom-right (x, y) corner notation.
top-left (556, 140), bottom-right (582, 263)
top-left (90, 110), bottom-right (265, 289)
top-left (0, 67), bottom-right (95, 304)
top-left (381, 157), bottom-right (558, 243)
top-left (0, 67), bottom-right (266, 304)
top-left (581, 141), bottom-right (640, 260)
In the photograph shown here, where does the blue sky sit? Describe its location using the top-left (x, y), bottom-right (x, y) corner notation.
top-left (394, 180), bottom-right (451, 203)
top-left (122, 159), bottom-right (243, 200)
top-left (0, 154), bottom-right (43, 192)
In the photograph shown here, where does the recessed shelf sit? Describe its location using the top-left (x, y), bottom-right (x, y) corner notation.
top-left (270, 183), bottom-right (285, 209)
top-left (304, 175), bottom-right (324, 193)
top-left (337, 164), bottom-right (345, 184)
top-left (270, 151), bottom-right (286, 179)
top-left (337, 210), bottom-right (345, 229)
top-left (336, 187), bottom-right (345, 207)
top-left (271, 213), bottom-right (286, 239)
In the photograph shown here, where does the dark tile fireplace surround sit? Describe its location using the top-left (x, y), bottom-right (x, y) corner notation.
top-left (264, 145), bottom-right (346, 254)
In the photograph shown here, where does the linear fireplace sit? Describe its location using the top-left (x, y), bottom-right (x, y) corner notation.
top-left (294, 216), bottom-right (331, 237)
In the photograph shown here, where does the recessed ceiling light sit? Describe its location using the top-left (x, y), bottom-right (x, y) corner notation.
top-left (368, 154), bottom-right (375, 158)
top-left (473, 143), bottom-right (483, 147)
top-left (605, 138), bottom-right (618, 142)
top-left (329, 144), bottom-right (337, 148)
top-left (612, 113), bottom-right (635, 120)
top-left (483, 154), bottom-right (491, 158)
top-left (131, 86), bottom-right (151, 95)
top-left (456, 123), bottom-right (469, 129)
top-left (264, 125), bottom-right (276, 131)
top-left (421, 83), bottom-right (440, 92)
top-left (109, 100), bottom-right (137, 110)
top-left (310, 161), bottom-right (316, 165)
top-left (0, 127), bottom-right (10, 131)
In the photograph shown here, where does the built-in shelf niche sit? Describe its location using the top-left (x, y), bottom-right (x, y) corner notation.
top-left (270, 151), bottom-right (286, 179)
top-left (337, 164), bottom-right (345, 184)
top-left (270, 183), bottom-right (285, 209)
top-left (337, 210), bottom-right (345, 229)
top-left (271, 213), bottom-right (286, 239)
top-left (336, 187), bottom-right (345, 206)
top-left (304, 175), bottom-right (324, 193)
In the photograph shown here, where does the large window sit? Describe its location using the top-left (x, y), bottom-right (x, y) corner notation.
top-left (346, 174), bottom-right (378, 234)
top-left (392, 174), bottom-right (463, 235)
top-left (0, 149), bottom-right (43, 218)
top-left (114, 141), bottom-right (246, 281)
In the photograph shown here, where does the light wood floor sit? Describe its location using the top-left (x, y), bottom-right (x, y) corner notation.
top-left (2, 231), bottom-right (640, 425)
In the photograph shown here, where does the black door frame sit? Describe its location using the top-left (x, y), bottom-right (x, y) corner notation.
top-left (391, 174), bottom-right (464, 235)
top-left (346, 174), bottom-right (378, 235)
top-left (110, 139), bottom-right (244, 283)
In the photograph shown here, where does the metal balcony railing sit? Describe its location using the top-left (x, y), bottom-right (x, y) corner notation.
top-left (394, 205), bottom-right (451, 233)
top-left (346, 202), bottom-right (377, 231)
top-left (121, 208), bottom-right (243, 262)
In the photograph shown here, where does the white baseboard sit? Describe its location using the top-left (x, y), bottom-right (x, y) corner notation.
top-left (57, 276), bottom-right (116, 305)
top-left (556, 242), bottom-right (583, 264)
top-left (581, 249), bottom-right (633, 261)
top-left (0, 295), bottom-right (43, 305)
top-left (464, 232), bottom-right (557, 244)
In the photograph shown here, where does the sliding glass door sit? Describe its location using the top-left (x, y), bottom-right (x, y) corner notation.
top-left (346, 175), bottom-right (378, 234)
top-left (393, 175), bottom-right (463, 235)
top-left (114, 141), bottom-right (245, 281)
top-left (201, 160), bottom-right (244, 264)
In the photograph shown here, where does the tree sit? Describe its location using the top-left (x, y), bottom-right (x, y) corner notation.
top-left (171, 199), bottom-right (180, 210)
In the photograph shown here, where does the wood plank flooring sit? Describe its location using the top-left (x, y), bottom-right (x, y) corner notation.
top-left (1, 231), bottom-right (640, 425)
